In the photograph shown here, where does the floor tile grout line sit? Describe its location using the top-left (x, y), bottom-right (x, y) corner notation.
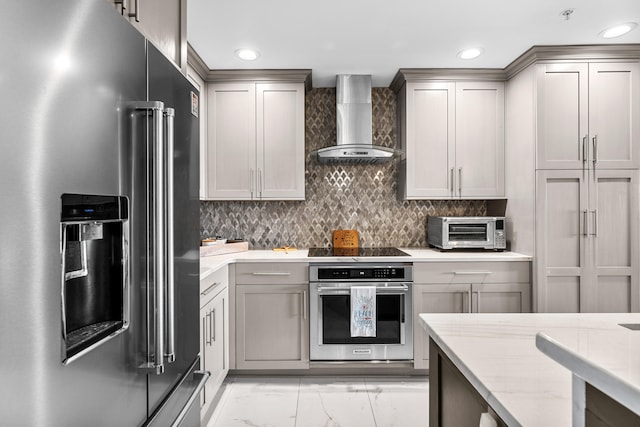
top-left (293, 376), bottom-right (301, 427)
top-left (364, 377), bottom-right (379, 427)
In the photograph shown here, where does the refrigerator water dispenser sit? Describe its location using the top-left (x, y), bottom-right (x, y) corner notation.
top-left (60, 194), bottom-right (129, 364)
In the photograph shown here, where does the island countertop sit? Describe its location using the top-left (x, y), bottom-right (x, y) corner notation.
top-left (419, 313), bottom-right (640, 427)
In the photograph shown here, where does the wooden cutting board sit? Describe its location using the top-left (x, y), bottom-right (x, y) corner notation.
top-left (333, 230), bottom-right (358, 248)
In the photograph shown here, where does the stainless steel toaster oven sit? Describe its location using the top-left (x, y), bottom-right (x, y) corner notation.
top-left (427, 216), bottom-right (506, 250)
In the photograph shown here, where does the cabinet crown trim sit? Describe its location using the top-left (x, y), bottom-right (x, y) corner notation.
top-left (390, 69), bottom-right (507, 92)
top-left (206, 69), bottom-right (312, 90)
top-left (390, 44), bottom-right (640, 91)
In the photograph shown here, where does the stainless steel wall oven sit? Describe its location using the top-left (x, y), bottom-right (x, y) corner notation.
top-left (309, 263), bottom-right (413, 361)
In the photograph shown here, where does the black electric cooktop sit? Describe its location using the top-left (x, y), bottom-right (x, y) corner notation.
top-left (307, 247), bottom-right (410, 257)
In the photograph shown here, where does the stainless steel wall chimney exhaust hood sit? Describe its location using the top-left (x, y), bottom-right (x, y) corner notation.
top-left (312, 75), bottom-right (398, 164)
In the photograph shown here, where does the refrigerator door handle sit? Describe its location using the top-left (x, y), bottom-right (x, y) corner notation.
top-left (132, 101), bottom-right (166, 375)
top-left (164, 108), bottom-right (176, 363)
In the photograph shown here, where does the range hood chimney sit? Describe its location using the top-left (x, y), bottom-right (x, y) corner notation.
top-left (312, 75), bottom-right (396, 164)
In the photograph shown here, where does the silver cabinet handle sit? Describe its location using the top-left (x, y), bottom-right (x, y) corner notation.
top-left (476, 290), bottom-right (481, 313)
top-left (592, 135), bottom-right (598, 167)
top-left (302, 290), bottom-right (307, 320)
top-left (128, 0), bottom-right (140, 22)
top-left (450, 167), bottom-right (454, 196)
top-left (452, 271), bottom-right (491, 275)
top-left (212, 309), bottom-right (216, 342)
top-left (250, 169), bottom-right (254, 199)
top-left (461, 290), bottom-right (472, 313)
top-left (164, 108), bottom-right (176, 364)
top-left (458, 167), bottom-right (462, 197)
top-left (205, 312), bottom-right (212, 346)
top-left (200, 282), bottom-right (221, 296)
top-left (583, 210), bottom-right (588, 236)
top-left (251, 272), bottom-right (291, 276)
top-left (113, 0), bottom-right (125, 14)
top-left (582, 135), bottom-right (588, 165)
top-left (591, 210), bottom-right (598, 236)
top-left (258, 168), bottom-right (263, 199)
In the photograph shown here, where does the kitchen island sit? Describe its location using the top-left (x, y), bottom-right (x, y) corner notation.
top-left (420, 313), bottom-right (640, 427)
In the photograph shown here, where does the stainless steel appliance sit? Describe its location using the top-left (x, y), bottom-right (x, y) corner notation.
top-left (311, 75), bottom-right (401, 164)
top-left (1, 2), bottom-right (206, 425)
top-left (427, 216), bottom-right (507, 250)
top-left (309, 264), bottom-right (413, 361)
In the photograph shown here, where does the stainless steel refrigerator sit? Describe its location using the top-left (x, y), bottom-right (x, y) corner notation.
top-left (0, 1), bottom-right (205, 425)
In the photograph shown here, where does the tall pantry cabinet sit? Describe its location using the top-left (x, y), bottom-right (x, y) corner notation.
top-left (505, 47), bottom-right (640, 313)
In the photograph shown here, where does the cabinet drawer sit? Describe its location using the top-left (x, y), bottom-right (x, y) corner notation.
top-left (200, 265), bottom-right (228, 307)
top-left (235, 263), bottom-right (308, 284)
top-left (414, 262), bottom-right (529, 284)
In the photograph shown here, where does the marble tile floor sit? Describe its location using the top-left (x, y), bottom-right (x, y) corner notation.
top-left (207, 376), bottom-right (429, 427)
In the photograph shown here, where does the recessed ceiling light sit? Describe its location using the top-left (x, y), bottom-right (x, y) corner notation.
top-left (600, 22), bottom-right (638, 39)
top-left (457, 48), bottom-right (483, 60)
top-left (235, 48), bottom-right (260, 61)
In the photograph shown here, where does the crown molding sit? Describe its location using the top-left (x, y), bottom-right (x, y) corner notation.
top-left (186, 43), bottom-right (209, 80)
top-left (505, 44), bottom-right (640, 79)
top-left (390, 68), bottom-right (506, 92)
top-left (390, 44), bottom-right (640, 90)
top-left (206, 69), bottom-right (313, 91)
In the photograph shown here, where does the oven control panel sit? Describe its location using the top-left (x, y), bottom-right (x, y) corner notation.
top-left (312, 264), bottom-right (412, 282)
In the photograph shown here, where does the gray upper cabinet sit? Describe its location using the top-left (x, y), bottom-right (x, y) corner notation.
top-left (537, 62), bottom-right (640, 170)
top-left (396, 78), bottom-right (505, 200)
top-left (108, 0), bottom-right (186, 70)
top-left (204, 82), bottom-right (306, 200)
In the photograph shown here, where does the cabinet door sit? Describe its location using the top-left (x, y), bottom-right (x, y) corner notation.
top-left (206, 83), bottom-right (256, 200)
top-left (109, 0), bottom-right (185, 68)
top-left (456, 82), bottom-right (505, 198)
top-left (201, 288), bottom-right (228, 412)
top-left (413, 284), bottom-right (470, 369)
top-left (404, 82), bottom-right (456, 198)
top-left (472, 283), bottom-right (531, 313)
top-left (537, 63), bottom-right (589, 170)
top-left (236, 284), bottom-right (309, 369)
top-left (589, 62), bottom-right (640, 170)
top-left (588, 169), bottom-right (639, 312)
top-left (200, 298), bottom-right (214, 410)
top-left (256, 83), bottom-right (305, 200)
top-left (536, 170), bottom-right (589, 312)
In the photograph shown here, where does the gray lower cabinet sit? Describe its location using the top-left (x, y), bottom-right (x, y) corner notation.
top-left (413, 262), bottom-right (530, 369)
top-left (199, 266), bottom-right (230, 417)
top-left (234, 263), bottom-right (309, 370)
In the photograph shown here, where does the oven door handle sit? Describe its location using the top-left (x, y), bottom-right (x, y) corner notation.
top-left (316, 285), bottom-right (409, 293)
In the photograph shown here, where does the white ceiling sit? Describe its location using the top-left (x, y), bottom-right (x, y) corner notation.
top-left (187, 0), bottom-right (640, 87)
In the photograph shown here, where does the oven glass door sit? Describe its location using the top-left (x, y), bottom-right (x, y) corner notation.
top-left (321, 293), bottom-right (403, 345)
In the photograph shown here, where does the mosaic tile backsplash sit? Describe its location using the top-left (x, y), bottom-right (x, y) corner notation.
top-left (200, 88), bottom-right (486, 249)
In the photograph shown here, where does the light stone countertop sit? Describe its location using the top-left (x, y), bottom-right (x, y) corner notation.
top-left (536, 317), bottom-right (640, 419)
top-left (419, 313), bottom-right (640, 427)
top-left (199, 247), bottom-right (531, 280)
